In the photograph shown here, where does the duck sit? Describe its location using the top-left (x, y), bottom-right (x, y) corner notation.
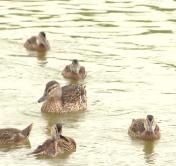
top-left (38, 80), bottom-right (87, 113)
top-left (31, 123), bottom-right (76, 157)
top-left (128, 115), bottom-right (160, 140)
top-left (24, 32), bottom-right (50, 52)
top-left (0, 124), bottom-right (33, 145)
top-left (62, 59), bottom-right (86, 80)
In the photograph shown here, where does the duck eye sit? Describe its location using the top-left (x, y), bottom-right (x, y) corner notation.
top-left (47, 84), bottom-right (58, 93)
top-left (47, 88), bottom-right (52, 93)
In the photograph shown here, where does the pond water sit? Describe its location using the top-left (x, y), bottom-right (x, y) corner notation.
top-left (0, 0), bottom-right (176, 165)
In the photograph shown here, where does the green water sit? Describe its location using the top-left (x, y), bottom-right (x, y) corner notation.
top-left (0, 0), bottom-right (176, 165)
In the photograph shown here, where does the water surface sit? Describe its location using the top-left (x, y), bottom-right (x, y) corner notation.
top-left (0, 0), bottom-right (176, 165)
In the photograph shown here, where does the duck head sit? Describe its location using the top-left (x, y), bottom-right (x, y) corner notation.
top-left (38, 80), bottom-right (62, 103)
top-left (51, 123), bottom-right (62, 140)
top-left (70, 59), bottom-right (81, 74)
top-left (143, 115), bottom-right (157, 136)
top-left (37, 31), bottom-right (47, 46)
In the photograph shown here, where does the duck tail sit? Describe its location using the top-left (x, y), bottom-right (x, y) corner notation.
top-left (22, 123), bottom-right (33, 137)
top-left (29, 145), bottom-right (44, 156)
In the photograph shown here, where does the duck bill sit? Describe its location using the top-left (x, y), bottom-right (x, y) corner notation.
top-left (147, 124), bottom-right (154, 134)
top-left (70, 64), bottom-right (80, 74)
top-left (38, 92), bottom-right (47, 103)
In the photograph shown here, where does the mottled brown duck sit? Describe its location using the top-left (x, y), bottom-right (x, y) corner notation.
top-left (62, 59), bottom-right (86, 80)
top-left (31, 123), bottom-right (76, 157)
top-left (38, 80), bottom-right (87, 113)
top-left (0, 124), bottom-right (33, 145)
top-left (24, 32), bottom-right (50, 52)
top-left (128, 115), bottom-right (160, 140)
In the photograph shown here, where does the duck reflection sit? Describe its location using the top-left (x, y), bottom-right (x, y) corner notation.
top-left (143, 141), bottom-right (156, 165)
top-left (26, 50), bottom-right (48, 66)
top-left (36, 51), bottom-right (48, 66)
top-left (130, 139), bottom-right (157, 165)
top-left (0, 142), bottom-right (31, 152)
top-left (41, 112), bottom-right (85, 136)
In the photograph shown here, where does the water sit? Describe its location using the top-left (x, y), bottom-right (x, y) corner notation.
top-left (0, 0), bottom-right (176, 165)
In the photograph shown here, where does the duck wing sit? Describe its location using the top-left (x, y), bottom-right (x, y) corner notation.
top-left (24, 36), bottom-right (37, 50)
top-left (79, 66), bottom-right (86, 79)
top-left (130, 119), bottom-right (145, 133)
top-left (59, 136), bottom-right (76, 152)
top-left (0, 128), bottom-right (21, 144)
top-left (62, 84), bottom-right (86, 104)
top-left (31, 139), bottom-right (58, 157)
top-left (27, 36), bottom-right (37, 44)
top-left (63, 65), bottom-right (71, 72)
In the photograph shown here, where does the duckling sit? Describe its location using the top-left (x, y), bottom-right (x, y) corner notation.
top-left (24, 32), bottom-right (50, 52)
top-left (62, 59), bottom-right (86, 80)
top-left (128, 115), bottom-right (160, 140)
top-left (0, 124), bottom-right (33, 145)
top-left (38, 80), bottom-right (87, 113)
top-left (31, 123), bottom-right (76, 157)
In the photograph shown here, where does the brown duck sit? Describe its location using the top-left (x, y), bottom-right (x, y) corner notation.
top-left (31, 123), bottom-right (76, 157)
top-left (38, 80), bottom-right (87, 113)
top-left (24, 32), bottom-right (50, 52)
top-left (62, 59), bottom-right (86, 80)
top-left (128, 115), bottom-right (160, 140)
top-left (0, 124), bottom-right (33, 145)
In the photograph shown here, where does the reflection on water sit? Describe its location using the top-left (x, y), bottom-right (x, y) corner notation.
top-left (26, 50), bottom-right (48, 66)
top-left (0, 0), bottom-right (176, 165)
top-left (41, 112), bottom-right (85, 135)
top-left (0, 142), bottom-right (31, 153)
top-left (130, 139), bottom-right (156, 165)
top-left (36, 51), bottom-right (47, 63)
top-left (143, 141), bottom-right (156, 165)
top-left (32, 148), bottom-right (72, 161)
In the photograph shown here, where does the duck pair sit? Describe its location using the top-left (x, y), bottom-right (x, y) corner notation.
top-left (24, 32), bottom-right (86, 81)
top-left (0, 123), bottom-right (76, 157)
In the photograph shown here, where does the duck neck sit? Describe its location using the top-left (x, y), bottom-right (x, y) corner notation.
top-left (52, 134), bottom-right (60, 141)
top-left (37, 36), bottom-right (46, 46)
top-left (142, 131), bottom-right (155, 140)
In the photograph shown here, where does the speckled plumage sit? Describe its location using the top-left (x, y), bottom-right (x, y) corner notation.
top-left (40, 82), bottom-right (87, 113)
top-left (41, 99), bottom-right (62, 113)
top-left (31, 136), bottom-right (76, 157)
top-left (31, 124), bottom-right (76, 157)
top-left (0, 124), bottom-right (33, 145)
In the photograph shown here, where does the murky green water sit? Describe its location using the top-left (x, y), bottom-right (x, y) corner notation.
top-left (0, 0), bottom-right (176, 165)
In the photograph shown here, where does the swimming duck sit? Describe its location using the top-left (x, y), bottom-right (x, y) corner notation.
top-left (128, 115), bottom-right (160, 140)
top-left (31, 123), bottom-right (76, 157)
top-left (62, 59), bottom-right (86, 80)
top-left (24, 32), bottom-right (50, 52)
top-left (0, 124), bottom-right (33, 145)
top-left (38, 80), bottom-right (87, 113)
